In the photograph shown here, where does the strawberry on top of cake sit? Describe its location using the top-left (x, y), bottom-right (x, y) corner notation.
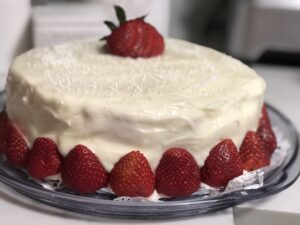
top-left (0, 6), bottom-right (276, 198)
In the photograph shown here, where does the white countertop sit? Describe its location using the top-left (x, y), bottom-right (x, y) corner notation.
top-left (233, 64), bottom-right (300, 225)
top-left (0, 64), bottom-right (299, 224)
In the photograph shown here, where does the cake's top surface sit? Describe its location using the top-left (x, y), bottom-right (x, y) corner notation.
top-left (10, 39), bottom-right (264, 115)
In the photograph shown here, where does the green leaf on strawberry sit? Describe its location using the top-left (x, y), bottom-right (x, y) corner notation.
top-left (101, 5), bottom-right (164, 58)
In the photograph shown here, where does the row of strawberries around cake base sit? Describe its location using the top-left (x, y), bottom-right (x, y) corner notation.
top-left (0, 105), bottom-right (276, 198)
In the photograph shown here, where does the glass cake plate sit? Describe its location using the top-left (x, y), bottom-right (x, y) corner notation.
top-left (0, 92), bottom-right (299, 219)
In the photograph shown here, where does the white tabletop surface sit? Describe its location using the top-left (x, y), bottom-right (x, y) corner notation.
top-left (233, 64), bottom-right (300, 225)
top-left (0, 64), bottom-right (299, 224)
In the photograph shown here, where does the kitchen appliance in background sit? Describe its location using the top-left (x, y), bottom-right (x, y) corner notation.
top-left (227, 0), bottom-right (300, 64)
top-left (0, 0), bottom-right (31, 89)
top-left (32, 0), bottom-right (170, 47)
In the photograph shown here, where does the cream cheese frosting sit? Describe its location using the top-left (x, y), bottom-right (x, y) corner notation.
top-left (6, 39), bottom-right (265, 171)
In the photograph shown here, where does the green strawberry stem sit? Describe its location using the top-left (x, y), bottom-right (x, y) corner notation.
top-left (137, 15), bottom-right (147, 21)
top-left (101, 5), bottom-right (147, 40)
top-left (114, 5), bottom-right (126, 25)
top-left (104, 21), bottom-right (117, 31)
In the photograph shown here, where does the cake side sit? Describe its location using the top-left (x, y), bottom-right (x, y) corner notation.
top-left (6, 38), bottom-right (266, 171)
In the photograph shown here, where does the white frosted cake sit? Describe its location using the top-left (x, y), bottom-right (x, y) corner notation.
top-left (1, 37), bottom-right (275, 198)
top-left (6, 39), bottom-right (265, 171)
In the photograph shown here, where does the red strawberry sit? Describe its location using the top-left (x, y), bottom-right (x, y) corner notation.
top-left (201, 139), bottom-right (243, 188)
top-left (259, 104), bottom-right (271, 128)
top-left (5, 122), bottom-right (29, 167)
top-left (103, 5), bottom-right (164, 58)
top-left (28, 137), bottom-right (62, 179)
top-left (61, 145), bottom-right (108, 193)
top-left (155, 148), bottom-right (201, 197)
top-left (0, 110), bottom-right (9, 154)
top-left (257, 104), bottom-right (277, 154)
top-left (110, 151), bottom-right (155, 197)
top-left (239, 131), bottom-right (270, 171)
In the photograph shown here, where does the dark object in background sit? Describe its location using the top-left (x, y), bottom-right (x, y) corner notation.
top-left (183, 0), bottom-right (229, 52)
top-left (258, 51), bottom-right (300, 67)
top-left (170, 0), bottom-right (300, 66)
top-left (170, 0), bottom-right (230, 52)
top-left (227, 0), bottom-right (300, 66)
